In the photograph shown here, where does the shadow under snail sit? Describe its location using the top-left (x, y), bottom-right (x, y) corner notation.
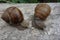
top-left (32, 3), bottom-right (51, 30)
top-left (1, 7), bottom-right (24, 25)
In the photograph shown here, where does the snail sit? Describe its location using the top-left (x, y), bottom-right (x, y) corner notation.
top-left (32, 3), bottom-right (51, 30)
top-left (1, 7), bottom-right (24, 25)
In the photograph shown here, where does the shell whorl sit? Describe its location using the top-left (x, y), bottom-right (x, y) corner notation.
top-left (35, 3), bottom-right (51, 20)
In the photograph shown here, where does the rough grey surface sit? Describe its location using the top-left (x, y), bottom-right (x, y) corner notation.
top-left (0, 3), bottom-right (60, 40)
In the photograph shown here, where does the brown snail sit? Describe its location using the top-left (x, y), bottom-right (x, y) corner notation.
top-left (1, 7), bottom-right (24, 25)
top-left (32, 3), bottom-right (51, 30)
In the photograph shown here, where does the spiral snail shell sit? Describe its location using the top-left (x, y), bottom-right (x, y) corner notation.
top-left (35, 3), bottom-right (51, 20)
top-left (1, 7), bottom-right (24, 25)
top-left (32, 3), bottom-right (51, 30)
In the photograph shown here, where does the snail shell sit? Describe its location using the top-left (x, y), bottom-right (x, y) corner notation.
top-left (35, 3), bottom-right (51, 20)
top-left (1, 7), bottom-right (24, 25)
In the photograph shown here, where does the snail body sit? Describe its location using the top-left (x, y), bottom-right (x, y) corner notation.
top-left (32, 16), bottom-right (46, 30)
top-left (1, 7), bottom-right (24, 25)
top-left (33, 3), bottom-right (51, 30)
